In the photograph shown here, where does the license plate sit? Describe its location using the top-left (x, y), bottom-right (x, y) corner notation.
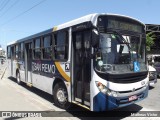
top-left (129, 95), bottom-right (137, 101)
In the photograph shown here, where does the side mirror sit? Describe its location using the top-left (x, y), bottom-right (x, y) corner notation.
top-left (92, 29), bottom-right (99, 47)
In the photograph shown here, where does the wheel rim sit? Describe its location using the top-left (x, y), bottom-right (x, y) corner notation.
top-left (56, 89), bottom-right (67, 103)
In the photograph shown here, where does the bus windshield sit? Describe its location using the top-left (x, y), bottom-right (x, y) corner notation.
top-left (95, 32), bottom-right (147, 74)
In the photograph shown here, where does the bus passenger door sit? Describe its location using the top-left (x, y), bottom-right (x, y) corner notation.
top-left (73, 31), bottom-right (91, 106)
top-left (25, 43), bottom-right (32, 83)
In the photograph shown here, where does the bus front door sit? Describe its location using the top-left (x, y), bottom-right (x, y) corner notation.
top-left (73, 31), bottom-right (91, 107)
top-left (25, 43), bottom-right (32, 83)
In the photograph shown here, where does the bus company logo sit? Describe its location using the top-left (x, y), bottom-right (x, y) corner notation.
top-left (141, 81), bottom-right (145, 86)
top-left (65, 63), bottom-right (70, 72)
top-left (32, 62), bottom-right (55, 74)
top-left (132, 88), bottom-right (135, 92)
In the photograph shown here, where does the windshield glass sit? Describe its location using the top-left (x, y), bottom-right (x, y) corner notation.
top-left (95, 33), bottom-right (147, 74)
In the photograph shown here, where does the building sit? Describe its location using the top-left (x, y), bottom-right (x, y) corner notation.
top-left (0, 45), bottom-right (5, 56)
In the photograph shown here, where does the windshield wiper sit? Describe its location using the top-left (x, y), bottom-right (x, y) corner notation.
top-left (113, 31), bottom-right (131, 50)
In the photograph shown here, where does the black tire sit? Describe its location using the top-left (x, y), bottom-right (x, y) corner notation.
top-left (16, 72), bottom-right (22, 85)
top-left (53, 82), bottom-right (70, 109)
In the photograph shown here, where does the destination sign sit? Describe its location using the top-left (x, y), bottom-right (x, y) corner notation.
top-left (108, 19), bottom-right (143, 33)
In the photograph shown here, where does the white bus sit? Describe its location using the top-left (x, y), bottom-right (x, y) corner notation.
top-left (7, 13), bottom-right (149, 111)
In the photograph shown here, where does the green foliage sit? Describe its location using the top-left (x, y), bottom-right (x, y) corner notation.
top-left (146, 32), bottom-right (155, 51)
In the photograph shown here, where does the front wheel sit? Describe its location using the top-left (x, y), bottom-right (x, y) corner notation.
top-left (53, 82), bottom-right (70, 109)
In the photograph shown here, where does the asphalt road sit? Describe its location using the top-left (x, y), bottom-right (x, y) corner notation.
top-left (0, 63), bottom-right (160, 120)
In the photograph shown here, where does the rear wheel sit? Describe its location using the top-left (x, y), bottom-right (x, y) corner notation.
top-left (53, 82), bottom-right (70, 109)
top-left (16, 72), bottom-right (22, 85)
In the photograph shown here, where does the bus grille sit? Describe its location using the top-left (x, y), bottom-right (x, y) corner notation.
top-left (108, 72), bottom-right (148, 84)
top-left (96, 71), bottom-right (148, 84)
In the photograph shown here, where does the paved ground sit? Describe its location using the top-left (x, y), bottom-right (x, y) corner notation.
top-left (0, 63), bottom-right (160, 120)
top-left (0, 63), bottom-right (69, 120)
top-left (0, 62), bottom-right (7, 78)
top-left (136, 82), bottom-right (160, 111)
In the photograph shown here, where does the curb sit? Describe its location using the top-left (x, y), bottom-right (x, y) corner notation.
top-left (1, 66), bottom-right (7, 80)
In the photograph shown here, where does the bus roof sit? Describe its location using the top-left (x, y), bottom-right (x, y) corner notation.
top-left (7, 13), bottom-right (145, 46)
top-left (57, 13), bottom-right (145, 30)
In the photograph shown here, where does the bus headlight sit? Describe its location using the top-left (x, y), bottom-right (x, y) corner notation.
top-left (95, 81), bottom-right (117, 97)
top-left (111, 91), bottom-right (118, 97)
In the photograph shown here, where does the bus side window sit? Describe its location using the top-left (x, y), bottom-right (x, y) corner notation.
top-left (42, 35), bottom-right (52, 60)
top-left (11, 46), bottom-right (15, 60)
top-left (7, 46), bottom-right (11, 59)
top-left (54, 31), bottom-right (68, 60)
top-left (33, 38), bottom-right (41, 60)
top-left (18, 43), bottom-right (21, 60)
top-left (15, 44), bottom-right (18, 59)
top-left (20, 43), bottom-right (24, 60)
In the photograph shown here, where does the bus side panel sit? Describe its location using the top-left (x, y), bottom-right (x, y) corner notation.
top-left (31, 60), bottom-right (59, 95)
top-left (32, 73), bottom-right (54, 94)
top-left (18, 60), bottom-right (25, 82)
top-left (7, 59), bottom-right (12, 76)
top-left (31, 60), bottom-right (71, 96)
top-left (12, 60), bottom-right (17, 78)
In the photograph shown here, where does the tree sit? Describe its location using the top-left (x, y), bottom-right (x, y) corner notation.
top-left (146, 32), bottom-right (155, 51)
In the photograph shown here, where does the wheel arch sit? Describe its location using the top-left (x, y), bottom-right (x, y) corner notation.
top-left (52, 77), bottom-right (71, 109)
top-left (52, 77), bottom-right (66, 95)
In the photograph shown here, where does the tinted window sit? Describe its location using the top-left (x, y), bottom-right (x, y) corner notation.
top-left (54, 31), bottom-right (68, 60)
top-left (15, 45), bottom-right (19, 59)
top-left (21, 43), bottom-right (24, 51)
top-left (35, 38), bottom-right (40, 48)
top-left (57, 32), bottom-right (66, 46)
top-left (7, 46), bottom-right (11, 59)
top-left (42, 35), bottom-right (52, 59)
top-left (33, 38), bottom-right (41, 59)
top-left (20, 43), bottom-right (24, 60)
top-left (34, 49), bottom-right (41, 59)
top-left (43, 36), bottom-right (51, 47)
top-left (16, 45), bottom-right (18, 52)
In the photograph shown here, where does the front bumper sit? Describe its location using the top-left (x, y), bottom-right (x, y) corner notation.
top-left (93, 86), bottom-right (149, 111)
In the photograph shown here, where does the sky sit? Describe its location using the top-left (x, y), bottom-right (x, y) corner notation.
top-left (0, 0), bottom-right (160, 50)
